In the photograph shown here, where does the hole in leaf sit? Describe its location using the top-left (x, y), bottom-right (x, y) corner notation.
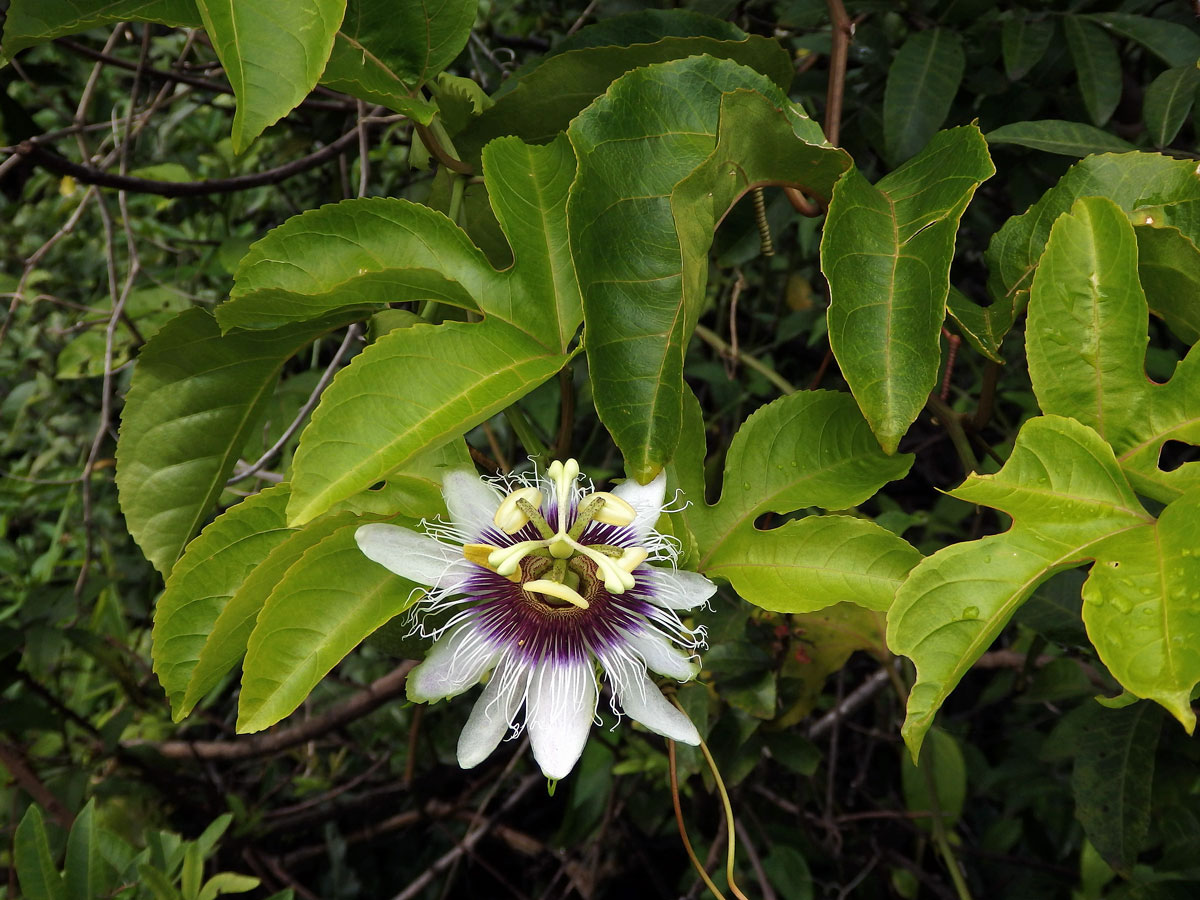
top-left (368, 481), bottom-right (386, 492)
top-left (1158, 440), bottom-right (1198, 473)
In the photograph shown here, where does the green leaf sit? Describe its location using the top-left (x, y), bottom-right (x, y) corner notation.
top-left (945, 287), bottom-right (1012, 363)
top-left (221, 201), bottom-right (487, 331)
top-left (1144, 65), bottom-right (1200, 148)
top-left (152, 484), bottom-right (293, 718)
top-left (116, 307), bottom-right (354, 575)
top-left (1135, 224), bottom-right (1200, 344)
top-left (236, 519), bottom-right (420, 732)
top-left (823, 126), bottom-right (994, 453)
top-left (1027, 196), bottom-right (1200, 504)
top-left (1089, 13), bottom-right (1200, 68)
top-left (64, 800), bottom-right (107, 900)
top-left (319, 0), bottom-right (473, 119)
top-left (197, 873), bottom-right (261, 900)
top-left (1, 0), bottom-right (201, 55)
top-left (180, 844), bottom-right (201, 900)
top-left (457, 29), bottom-right (793, 161)
top-left (887, 415), bottom-right (1153, 757)
top-left (882, 29), bottom-right (965, 166)
top-left (287, 320), bottom-right (565, 526)
top-left (216, 135), bottom-right (583, 525)
top-left (15, 805), bottom-right (65, 900)
top-left (900, 728), bottom-right (967, 831)
top-left (1064, 16), bottom-right (1122, 127)
top-left (569, 56), bottom-right (848, 481)
top-left (985, 152), bottom-right (1200, 314)
top-left (138, 864), bottom-right (185, 900)
top-left (986, 120), bottom-right (1138, 157)
top-left (1001, 10), bottom-right (1054, 81)
top-left (1071, 703), bottom-right (1163, 874)
top-left (195, 0), bottom-right (346, 153)
top-left (1082, 491), bottom-right (1200, 728)
top-left (673, 389), bottom-right (915, 614)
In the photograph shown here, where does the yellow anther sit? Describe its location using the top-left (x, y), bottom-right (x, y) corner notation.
top-left (493, 486), bottom-right (545, 534)
top-left (463, 543), bottom-right (498, 568)
top-left (585, 491), bottom-right (637, 526)
top-left (524, 578), bottom-right (590, 610)
top-left (616, 547), bottom-right (648, 573)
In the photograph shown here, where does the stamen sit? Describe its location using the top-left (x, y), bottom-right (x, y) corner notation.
top-left (515, 497), bottom-right (555, 539)
top-left (493, 486), bottom-right (545, 534)
top-left (616, 547), bottom-right (648, 573)
top-left (585, 491), bottom-right (637, 527)
top-left (547, 458), bottom-right (580, 531)
top-left (567, 537), bottom-right (636, 593)
top-left (488, 539), bottom-right (550, 576)
top-left (566, 495), bottom-right (607, 540)
top-left (524, 578), bottom-right (590, 610)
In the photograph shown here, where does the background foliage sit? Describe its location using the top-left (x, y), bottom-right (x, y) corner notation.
top-left (2, 1), bottom-right (1200, 898)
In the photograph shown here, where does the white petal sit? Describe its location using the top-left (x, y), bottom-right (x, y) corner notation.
top-left (457, 657), bottom-right (529, 769)
top-left (611, 470), bottom-right (667, 542)
top-left (622, 627), bottom-right (699, 681)
top-left (442, 470), bottom-right (504, 540)
top-left (407, 624), bottom-right (499, 703)
top-left (643, 565), bottom-right (718, 610)
top-left (525, 657), bottom-right (597, 779)
top-left (608, 660), bottom-right (699, 745)
top-left (355, 523), bottom-right (472, 590)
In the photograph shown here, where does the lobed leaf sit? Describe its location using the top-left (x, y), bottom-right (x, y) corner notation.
top-left (1027, 196), bottom-right (1200, 503)
top-left (1, 0), bottom-right (201, 55)
top-left (882, 29), bottom-right (965, 166)
top-left (985, 152), bottom-right (1200, 313)
top-left (1135, 224), bottom-right (1200, 345)
top-left (237, 520), bottom-right (420, 732)
top-left (670, 389), bottom-right (916, 615)
top-left (285, 319), bottom-right (565, 526)
top-left (457, 33), bottom-right (793, 160)
top-left (152, 484), bottom-right (293, 717)
top-left (823, 126), bottom-right (994, 453)
top-left (115, 307), bottom-right (355, 575)
top-left (569, 56), bottom-right (848, 482)
top-left (888, 415), bottom-right (1153, 757)
top-left (195, 0), bottom-right (347, 153)
top-left (319, 0), bottom-right (471, 119)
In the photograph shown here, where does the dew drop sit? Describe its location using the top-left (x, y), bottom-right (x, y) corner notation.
top-left (1111, 594), bottom-right (1133, 614)
top-left (963, 606), bottom-right (980, 619)
top-left (742, 482), bottom-right (751, 491)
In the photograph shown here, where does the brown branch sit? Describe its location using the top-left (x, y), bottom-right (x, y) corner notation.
top-left (0, 741), bottom-right (75, 829)
top-left (126, 661), bottom-right (416, 760)
top-left (54, 38), bottom-right (351, 111)
top-left (824, 0), bottom-right (854, 146)
top-left (13, 124), bottom-right (369, 197)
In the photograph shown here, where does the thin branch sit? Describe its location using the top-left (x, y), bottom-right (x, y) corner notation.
top-left (806, 665), bottom-right (894, 740)
top-left (824, 0), bottom-right (854, 146)
top-left (0, 741), bottom-right (75, 829)
top-left (126, 661), bottom-right (416, 760)
top-left (53, 37), bottom-right (351, 111)
top-left (12, 124), bottom-right (373, 197)
top-left (227, 324), bottom-right (361, 485)
top-left (694, 323), bottom-right (797, 395)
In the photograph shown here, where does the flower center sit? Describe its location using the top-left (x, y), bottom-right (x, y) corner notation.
top-left (463, 459), bottom-right (648, 611)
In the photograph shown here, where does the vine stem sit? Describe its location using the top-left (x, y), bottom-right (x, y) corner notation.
top-left (694, 323), bottom-right (796, 395)
top-left (668, 740), bottom-right (728, 900)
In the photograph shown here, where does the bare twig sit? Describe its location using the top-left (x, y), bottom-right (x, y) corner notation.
top-left (806, 665), bottom-right (894, 740)
top-left (0, 741), bottom-right (75, 829)
top-left (824, 0), bottom-right (854, 146)
top-left (126, 662), bottom-right (416, 760)
top-left (227, 324), bottom-right (362, 485)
